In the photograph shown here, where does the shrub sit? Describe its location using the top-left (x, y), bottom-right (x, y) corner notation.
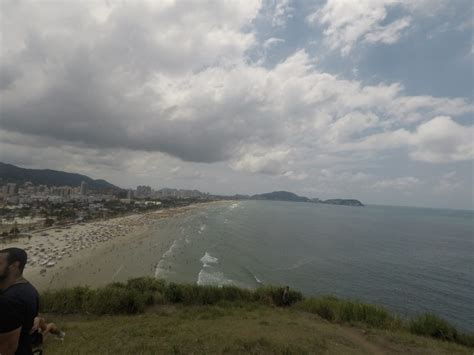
top-left (253, 286), bottom-right (303, 306)
top-left (40, 287), bottom-right (94, 314)
top-left (409, 314), bottom-right (458, 342)
top-left (165, 282), bottom-right (185, 303)
top-left (126, 277), bottom-right (166, 293)
top-left (220, 285), bottom-right (253, 303)
top-left (196, 285), bottom-right (222, 305)
top-left (153, 291), bottom-right (166, 305)
top-left (295, 296), bottom-right (394, 328)
top-left (87, 286), bottom-right (146, 314)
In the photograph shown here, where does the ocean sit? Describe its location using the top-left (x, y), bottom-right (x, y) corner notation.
top-left (151, 200), bottom-right (473, 331)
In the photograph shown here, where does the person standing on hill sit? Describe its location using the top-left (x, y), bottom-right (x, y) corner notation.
top-left (282, 286), bottom-right (290, 306)
top-left (0, 248), bottom-right (39, 355)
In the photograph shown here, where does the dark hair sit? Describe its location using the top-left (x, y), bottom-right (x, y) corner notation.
top-left (0, 248), bottom-right (28, 273)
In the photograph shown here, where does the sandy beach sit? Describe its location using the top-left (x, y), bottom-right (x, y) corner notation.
top-left (0, 203), bottom-right (213, 291)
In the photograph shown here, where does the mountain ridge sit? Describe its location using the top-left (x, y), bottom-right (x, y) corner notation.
top-left (0, 162), bottom-right (121, 191)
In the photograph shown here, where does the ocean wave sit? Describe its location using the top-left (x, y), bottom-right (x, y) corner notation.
top-left (253, 273), bottom-right (263, 284)
top-left (229, 202), bottom-right (240, 210)
top-left (196, 251), bottom-right (233, 286)
top-left (197, 268), bottom-right (233, 286)
top-left (200, 251), bottom-right (218, 267)
top-left (162, 239), bottom-right (180, 258)
top-left (243, 266), bottom-right (263, 285)
top-left (274, 257), bottom-right (315, 271)
top-left (154, 239), bottom-right (180, 278)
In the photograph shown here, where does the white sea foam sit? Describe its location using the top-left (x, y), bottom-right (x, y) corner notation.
top-left (253, 273), bottom-right (262, 284)
top-left (162, 239), bottom-right (179, 258)
top-left (200, 251), bottom-right (218, 267)
top-left (198, 224), bottom-right (206, 234)
top-left (154, 239), bottom-right (180, 277)
top-left (197, 268), bottom-right (233, 286)
top-left (196, 251), bottom-right (234, 286)
top-left (228, 202), bottom-right (240, 210)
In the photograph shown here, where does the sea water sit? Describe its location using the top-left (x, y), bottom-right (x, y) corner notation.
top-left (151, 201), bottom-right (474, 331)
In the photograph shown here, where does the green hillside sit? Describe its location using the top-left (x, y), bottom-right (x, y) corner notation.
top-left (36, 278), bottom-right (473, 354)
top-left (41, 306), bottom-right (470, 354)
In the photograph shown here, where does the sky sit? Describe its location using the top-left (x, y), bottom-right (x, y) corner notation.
top-left (0, 0), bottom-right (473, 209)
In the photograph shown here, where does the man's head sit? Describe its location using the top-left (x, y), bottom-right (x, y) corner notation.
top-left (0, 248), bottom-right (27, 281)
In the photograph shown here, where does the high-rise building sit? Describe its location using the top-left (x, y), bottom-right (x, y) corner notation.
top-left (6, 183), bottom-right (18, 196)
top-left (80, 181), bottom-right (88, 196)
top-left (136, 185), bottom-right (152, 198)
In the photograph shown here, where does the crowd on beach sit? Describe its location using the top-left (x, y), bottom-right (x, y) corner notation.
top-left (2, 207), bottom-right (192, 282)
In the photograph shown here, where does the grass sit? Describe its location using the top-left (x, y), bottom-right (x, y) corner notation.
top-left (39, 277), bottom-right (474, 351)
top-left (41, 306), bottom-right (471, 354)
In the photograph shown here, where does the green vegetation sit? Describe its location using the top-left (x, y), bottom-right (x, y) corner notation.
top-left (41, 278), bottom-right (302, 315)
top-left (409, 314), bottom-right (474, 347)
top-left (294, 296), bottom-right (400, 329)
top-left (39, 277), bottom-right (474, 351)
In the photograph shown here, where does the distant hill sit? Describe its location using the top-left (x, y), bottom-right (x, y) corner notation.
top-left (219, 191), bottom-right (363, 206)
top-left (0, 162), bottom-right (122, 191)
top-left (322, 199), bottom-right (364, 207)
top-left (251, 191), bottom-right (310, 202)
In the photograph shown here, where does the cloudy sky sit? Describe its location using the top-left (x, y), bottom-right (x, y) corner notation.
top-left (1, 0), bottom-right (473, 209)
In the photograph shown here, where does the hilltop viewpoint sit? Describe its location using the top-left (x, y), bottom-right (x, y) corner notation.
top-left (37, 278), bottom-right (473, 354)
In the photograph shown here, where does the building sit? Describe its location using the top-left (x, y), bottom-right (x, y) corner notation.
top-left (6, 183), bottom-right (18, 196)
top-left (136, 185), bottom-right (152, 198)
top-left (80, 181), bottom-right (88, 196)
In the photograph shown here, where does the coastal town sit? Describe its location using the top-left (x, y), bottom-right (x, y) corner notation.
top-left (0, 175), bottom-right (216, 290)
top-left (0, 179), bottom-right (212, 238)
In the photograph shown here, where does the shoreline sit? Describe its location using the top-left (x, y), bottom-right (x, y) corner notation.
top-left (1, 201), bottom-right (224, 291)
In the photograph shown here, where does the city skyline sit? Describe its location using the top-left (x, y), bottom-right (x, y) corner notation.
top-left (1, 0), bottom-right (473, 210)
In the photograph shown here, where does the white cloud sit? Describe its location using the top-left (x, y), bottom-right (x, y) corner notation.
top-left (373, 176), bottom-right (421, 190)
top-left (283, 170), bottom-right (309, 181)
top-left (231, 147), bottom-right (291, 175)
top-left (307, 0), bottom-right (446, 54)
top-left (409, 116), bottom-right (474, 163)
top-left (271, 0), bottom-right (294, 27)
top-left (1, 0), bottom-right (472, 192)
top-left (433, 171), bottom-right (462, 194)
top-left (365, 17), bottom-right (411, 44)
top-left (263, 37), bottom-right (285, 49)
top-left (344, 116), bottom-right (473, 163)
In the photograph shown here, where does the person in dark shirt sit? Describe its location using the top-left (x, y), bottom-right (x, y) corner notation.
top-left (0, 248), bottom-right (39, 355)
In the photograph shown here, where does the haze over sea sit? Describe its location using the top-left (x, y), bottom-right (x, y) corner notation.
top-left (151, 201), bottom-right (473, 331)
